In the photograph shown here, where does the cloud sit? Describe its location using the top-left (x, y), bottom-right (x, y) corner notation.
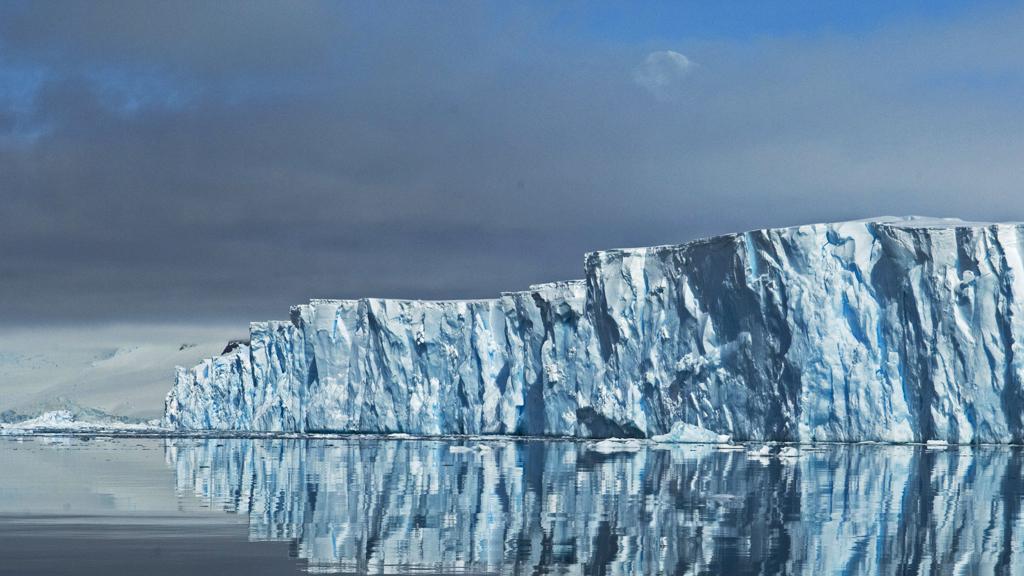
top-left (633, 50), bottom-right (694, 97)
top-left (1, 3), bottom-right (1024, 325)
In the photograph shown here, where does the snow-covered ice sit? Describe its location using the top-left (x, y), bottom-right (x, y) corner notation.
top-left (0, 410), bottom-right (167, 435)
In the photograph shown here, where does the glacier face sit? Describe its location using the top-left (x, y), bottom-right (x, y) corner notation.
top-left (166, 217), bottom-right (1024, 443)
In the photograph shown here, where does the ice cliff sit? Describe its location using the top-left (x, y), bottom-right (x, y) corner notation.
top-left (166, 217), bottom-right (1024, 443)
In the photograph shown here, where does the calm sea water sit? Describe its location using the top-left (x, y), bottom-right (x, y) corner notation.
top-left (0, 436), bottom-right (1022, 575)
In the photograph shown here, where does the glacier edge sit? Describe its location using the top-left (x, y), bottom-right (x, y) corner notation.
top-left (165, 217), bottom-right (1024, 443)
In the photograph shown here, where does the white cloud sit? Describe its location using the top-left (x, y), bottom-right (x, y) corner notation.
top-left (633, 50), bottom-right (694, 98)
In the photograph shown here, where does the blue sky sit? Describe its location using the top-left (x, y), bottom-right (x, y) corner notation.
top-left (2, 2), bottom-right (1024, 323)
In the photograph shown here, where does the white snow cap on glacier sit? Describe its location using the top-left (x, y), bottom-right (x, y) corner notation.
top-left (165, 216), bottom-right (1024, 444)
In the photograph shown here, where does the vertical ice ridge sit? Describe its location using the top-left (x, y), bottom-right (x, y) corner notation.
top-left (165, 218), bottom-right (1024, 442)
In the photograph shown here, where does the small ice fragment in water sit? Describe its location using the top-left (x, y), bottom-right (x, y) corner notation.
top-left (651, 422), bottom-right (730, 444)
top-left (747, 445), bottom-right (771, 458)
top-left (777, 446), bottom-right (800, 458)
top-left (590, 439), bottom-right (644, 453)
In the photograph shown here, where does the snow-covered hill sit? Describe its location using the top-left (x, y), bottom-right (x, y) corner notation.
top-left (0, 324), bottom-right (239, 421)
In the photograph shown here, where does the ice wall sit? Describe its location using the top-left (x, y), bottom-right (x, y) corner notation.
top-left (166, 217), bottom-right (1024, 442)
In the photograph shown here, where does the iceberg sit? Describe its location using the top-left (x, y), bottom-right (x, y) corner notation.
top-left (166, 217), bottom-right (1024, 443)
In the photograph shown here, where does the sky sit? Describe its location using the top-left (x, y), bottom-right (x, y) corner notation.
top-left (3, 1), bottom-right (1024, 325)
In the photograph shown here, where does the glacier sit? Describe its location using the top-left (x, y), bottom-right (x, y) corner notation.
top-left (166, 217), bottom-right (1024, 443)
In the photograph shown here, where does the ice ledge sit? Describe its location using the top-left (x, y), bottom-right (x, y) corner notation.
top-left (584, 215), bottom-right (1017, 260)
top-left (166, 216), bottom-right (1024, 443)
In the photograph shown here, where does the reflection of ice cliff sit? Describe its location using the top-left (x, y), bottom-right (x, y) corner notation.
top-left (166, 439), bottom-right (1024, 574)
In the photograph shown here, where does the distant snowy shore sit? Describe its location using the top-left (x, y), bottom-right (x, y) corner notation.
top-left (0, 409), bottom-right (167, 435)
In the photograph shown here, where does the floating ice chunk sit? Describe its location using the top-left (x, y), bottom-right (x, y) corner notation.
top-left (590, 439), bottom-right (645, 453)
top-left (747, 445), bottom-right (772, 458)
top-left (652, 421), bottom-right (731, 444)
top-left (715, 444), bottom-right (745, 451)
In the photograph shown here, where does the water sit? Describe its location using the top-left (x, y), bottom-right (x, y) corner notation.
top-left (1, 437), bottom-right (1023, 575)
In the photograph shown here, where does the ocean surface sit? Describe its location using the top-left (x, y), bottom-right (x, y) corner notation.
top-left (1, 436), bottom-right (1022, 575)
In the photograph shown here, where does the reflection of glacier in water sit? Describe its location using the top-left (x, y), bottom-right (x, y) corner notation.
top-left (165, 439), bottom-right (1024, 574)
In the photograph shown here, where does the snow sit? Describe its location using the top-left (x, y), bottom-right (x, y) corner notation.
top-left (0, 324), bottom-right (238, 420)
top-left (165, 217), bottom-right (1024, 443)
top-left (0, 410), bottom-right (168, 434)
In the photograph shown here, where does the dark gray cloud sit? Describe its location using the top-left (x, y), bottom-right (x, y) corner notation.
top-left (2, 2), bottom-right (1024, 323)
